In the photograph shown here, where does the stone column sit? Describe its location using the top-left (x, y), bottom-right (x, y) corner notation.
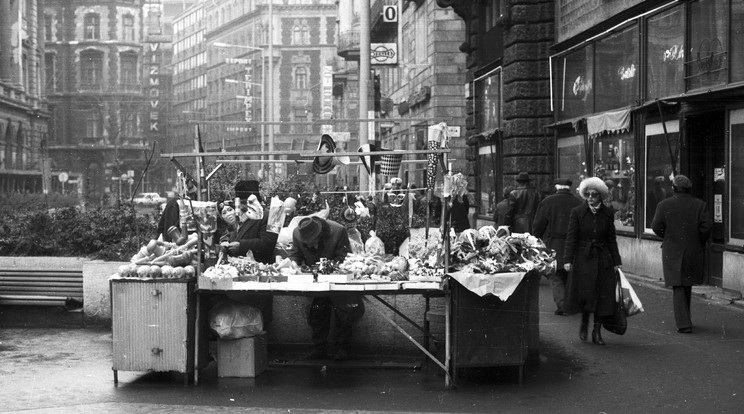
top-left (0, 0), bottom-right (12, 81)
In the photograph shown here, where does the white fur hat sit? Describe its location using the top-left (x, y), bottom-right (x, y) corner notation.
top-left (577, 177), bottom-right (609, 200)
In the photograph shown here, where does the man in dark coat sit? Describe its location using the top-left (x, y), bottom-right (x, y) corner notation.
top-left (651, 175), bottom-right (712, 334)
top-left (533, 178), bottom-right (583, 315)
top-left (289, 216), bottom-right (364, 361)
top-left (505, 172), bottom-right (542, 233)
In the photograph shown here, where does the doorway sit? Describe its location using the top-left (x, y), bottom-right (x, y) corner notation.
top-left (685, 111), bottom-right (725, 287)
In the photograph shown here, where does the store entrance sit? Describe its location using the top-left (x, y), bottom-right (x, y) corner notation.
top-left (685, 111), bottom-right (725, 287)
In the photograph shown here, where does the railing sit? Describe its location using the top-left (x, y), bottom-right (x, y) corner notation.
top-left (337, 30), bottom-right (360, 60)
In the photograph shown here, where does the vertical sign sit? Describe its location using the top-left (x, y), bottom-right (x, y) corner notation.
top-left (147, 42), bottom-right (161, 133)
top-left (321, 65), bottom-right (334, 134)
top-left (244, 65), bottom-right (253, 123)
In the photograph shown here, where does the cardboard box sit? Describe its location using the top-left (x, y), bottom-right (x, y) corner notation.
top-left (217, 334), bottom-right (267, 378)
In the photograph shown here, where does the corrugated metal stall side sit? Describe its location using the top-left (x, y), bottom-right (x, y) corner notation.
top-left (111, 280), bottom-right (191, 373)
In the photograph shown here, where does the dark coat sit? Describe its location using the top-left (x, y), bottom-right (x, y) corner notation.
top-left (563, 202), bottom-right (622, 316)
top-left (651, 192), bottom-right (712, 287)
top-left (157, 198), bottom-right (181, 242)
top-left (532, 189), bottom-right (584, 269)
top-left (289, 218), bottom-right (351, 265)
top-left (494, 198), bottom-right (509, 226)
top-left (233, 214), bottom-right (278, 264)
top-left (505, 186), bottom-right (541, 233)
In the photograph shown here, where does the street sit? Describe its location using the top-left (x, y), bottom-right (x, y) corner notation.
top-left (1, 275), bottom-right (743, 413)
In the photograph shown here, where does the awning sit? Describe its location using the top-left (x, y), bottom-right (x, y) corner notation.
top-left (587, 107), bottom-right (631, 139)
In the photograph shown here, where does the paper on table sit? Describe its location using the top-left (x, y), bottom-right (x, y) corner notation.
top-left (448, 271), bottom-right (527, 301)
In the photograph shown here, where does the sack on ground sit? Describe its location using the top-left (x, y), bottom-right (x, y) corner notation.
top-left (209, 300), bottom-right (264, 339)
top-left (618, 269), bottom-right (644, 316)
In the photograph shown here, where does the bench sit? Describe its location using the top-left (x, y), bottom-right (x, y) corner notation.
top-left (0, 269), bottom-right (84, 306)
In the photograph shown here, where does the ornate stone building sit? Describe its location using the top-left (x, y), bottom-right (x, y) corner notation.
top-left (0, 0), bottom-right (50, 196)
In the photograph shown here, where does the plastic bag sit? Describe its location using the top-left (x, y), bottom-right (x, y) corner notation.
top-left (208, 300), bottom-right (264, 339)
top-left (348, 228), bottom-right (365, 254)
top-left (618, 269), bottom-right (644, 316)
top-left (365, 230), bottom-right (386, 256)
top-left (266, 196), bottom-right (286, 234)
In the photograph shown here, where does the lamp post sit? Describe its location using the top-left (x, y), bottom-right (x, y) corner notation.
top-left (213, 42), bottom-right (267, 176)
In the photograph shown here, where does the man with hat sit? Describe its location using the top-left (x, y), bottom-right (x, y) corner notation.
top-left (533, 178), bottom-right (583, 315)
top-left (288, 216), bottom-right (364, 361)
top-left (505, 172), bottom-right (542, 233)
top-left (651, 174), bottom-right (712, 333)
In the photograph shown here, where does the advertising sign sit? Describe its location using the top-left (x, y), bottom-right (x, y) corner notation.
top-left (371, 43), bottom-right (398, 65)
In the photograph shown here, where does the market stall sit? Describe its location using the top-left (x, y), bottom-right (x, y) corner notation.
top-left (108, 132), bottom-right (552, 389)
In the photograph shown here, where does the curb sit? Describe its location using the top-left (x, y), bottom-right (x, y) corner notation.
top-left (624, 272), bottom-right (744, 311)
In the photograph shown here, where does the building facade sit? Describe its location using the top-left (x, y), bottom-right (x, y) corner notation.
top-left (548, 0), bottom-right (744, 295)
top-left (44, 0), bottom-right (150, 204)
top-left (441, 0), bottom-right (555, 228)
top-left (0, 0), bottom-right (50, 197)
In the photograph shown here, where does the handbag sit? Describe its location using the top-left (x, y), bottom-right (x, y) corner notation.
top-left (602, 272), bottom-right (628, 335)
top-left (618, 269), bottom-right (644, 317)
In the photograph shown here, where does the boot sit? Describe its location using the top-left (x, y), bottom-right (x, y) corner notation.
top-left (579, 312), bottom-right (589, 341)
top-left (592, 322), bottom-right (605, 345)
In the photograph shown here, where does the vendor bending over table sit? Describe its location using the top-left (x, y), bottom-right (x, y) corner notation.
top-left (289, 216), bottom-right (364, 361)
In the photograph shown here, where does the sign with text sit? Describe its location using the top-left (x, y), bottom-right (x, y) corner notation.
top-left (371, 43), bottom-right (398, 65)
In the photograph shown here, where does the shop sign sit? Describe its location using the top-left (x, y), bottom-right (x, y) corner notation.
top-left (663, 45), bottom-right (684, 62)
top-left (322, 66), bottom-right (334, 120)
top-left (371, 43), bottom-right (397, 65)
top-left (147, 42), bottom-right (162, 133)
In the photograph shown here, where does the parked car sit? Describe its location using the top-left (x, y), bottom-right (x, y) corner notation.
top-left (132, 192), bottom-right (166, 206)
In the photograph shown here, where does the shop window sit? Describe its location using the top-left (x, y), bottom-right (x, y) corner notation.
top-left (646, 5), bottom-right (685, 100)
top-left (644, 121), bottom-right (679, 232)
top-left (474, 67), bottom-right (501, 132)
top-left (686, 0), bottom-right (728, 91)
top-left (593, 133), bottom-right (636, 232)
top-left (555, 44), bottom-right (594, 120)
top-left (557, 135), bottom-right (586, 194)
top-left (594, 24), bottom-right (639, 112)
top-left (729, 109), bottom-right (744, 242)
top-left (731, 1), bottom-right (744, 83)
top-left (478, 142), bottom-right (500, 218)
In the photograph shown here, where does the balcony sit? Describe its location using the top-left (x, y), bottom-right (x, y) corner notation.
top-left (337, 30), bottom-right (360, 61)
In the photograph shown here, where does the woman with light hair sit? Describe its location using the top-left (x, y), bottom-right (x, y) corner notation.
top-left (563, 177), bottom-right (623, 345)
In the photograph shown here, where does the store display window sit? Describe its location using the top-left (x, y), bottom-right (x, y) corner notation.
top-left (557, 135), bottom-right (586, 194)
top-left (686, 0), bottom-right (728, 91)
top-left (644, 121), bottom-right (679, 232)
top-left (475, 67), bottom-right (502, 132)
top-left (555, 44), bottom-right (594, 121)
top-left (593, 133), bottom-right (636, 232)
top-left (478, 143), bottom-right (500, 218)
top-left (731, 0), bottom-right (744, 83)
top-left (594, 24), bottom-right (638, 113)
top-left (646, 4), bottom-right (685, 100)
top-left (729, 108), bottom-right (744, 243)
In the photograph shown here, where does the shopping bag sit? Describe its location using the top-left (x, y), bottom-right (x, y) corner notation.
top-left (602, 276), bottom-right (628, 335)
top-left (618, 269), bottom-right (644, 317)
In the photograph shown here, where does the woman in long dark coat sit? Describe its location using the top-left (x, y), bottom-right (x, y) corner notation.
top-left (564, 177), bottom-right (622, 345)
top-left (651, 175), bottom-right (711, 333)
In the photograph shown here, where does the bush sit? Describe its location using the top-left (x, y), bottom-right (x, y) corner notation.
top-left (0, 204), bottom-right (157, 261)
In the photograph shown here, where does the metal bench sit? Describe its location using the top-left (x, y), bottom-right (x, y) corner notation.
top-left (0, 269), bottom-right (84, 306)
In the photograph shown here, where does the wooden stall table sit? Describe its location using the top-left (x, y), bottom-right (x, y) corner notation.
top-left (447, 270), bottom-right (540, 384)
top-left (194, 276), bottom-right (455, 388)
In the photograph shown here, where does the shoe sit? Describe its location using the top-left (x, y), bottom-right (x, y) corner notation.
top-left (554, 310), bottom-right (565, 316)
top-left (332, 349), bottom-right (349, 361)
top-left (592, 327), bottom-right (605, 346)
top-left (677, 327), bottom-right (693, 334)
top-left (305, 348), bottom-right (328, 360)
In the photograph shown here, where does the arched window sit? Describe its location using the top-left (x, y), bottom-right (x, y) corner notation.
top-left (291, 20), bottom-right (310, 45)
top-left (295, 67), bottom-right (308, 89)
top-left (44, 14), bottom-right (54, 42)
top-left (84, 13), bottom-right (100, 40)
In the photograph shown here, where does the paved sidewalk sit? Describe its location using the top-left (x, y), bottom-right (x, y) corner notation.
top-left (624, 270), bottom-right (744, 311)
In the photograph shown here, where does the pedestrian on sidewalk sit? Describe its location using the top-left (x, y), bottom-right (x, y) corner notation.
top-left (564, 177), bottom-right (622, 346)
top-left (651, 174), bottom-right (712, 334)
top-left (505, 172), bottom-right (541, 233)
top-left (533, 178), bottom-right (583, 315)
